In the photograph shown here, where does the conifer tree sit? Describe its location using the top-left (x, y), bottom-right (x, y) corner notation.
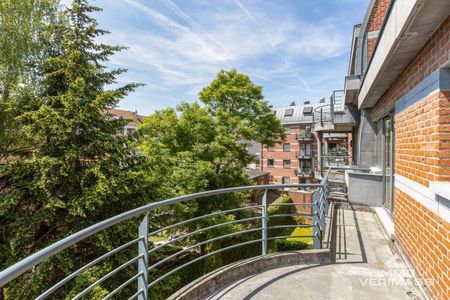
top-left (0, 1), bottom-right (150, 298)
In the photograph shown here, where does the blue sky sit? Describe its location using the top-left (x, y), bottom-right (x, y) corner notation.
top-left (67, 0), bottom-right (369, 115)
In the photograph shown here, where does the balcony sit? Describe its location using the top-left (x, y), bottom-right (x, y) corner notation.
top-left (295, 132), bottom-right (313, 141)
top-left (0, 168), bottom-right (425, 300)
top-left (295, 167), bottom-right (313, 177)
top-left (296, 150), bottom-right (312, 159)
top-left (313, 90), bottom-right (359, 132)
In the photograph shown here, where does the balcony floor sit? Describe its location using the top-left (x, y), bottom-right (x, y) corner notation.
top-left (206, 207), bottom-right (425, 300)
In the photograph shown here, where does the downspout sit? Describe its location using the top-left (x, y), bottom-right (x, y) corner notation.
top-left (357, 110), bottom-right (366, 166)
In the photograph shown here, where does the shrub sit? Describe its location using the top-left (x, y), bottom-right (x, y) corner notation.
top-left (276, 239), bottom-right (311, 251)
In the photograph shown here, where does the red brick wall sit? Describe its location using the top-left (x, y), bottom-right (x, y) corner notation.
top-left (367, 0), bottom-right (391, 32)
top-left (372, 16), bottom-right (450, 122)
top-left (288, 191), bottom-right (313, 214)
top-left (394, 188), bottom-right (450, 299)
top-left (366, 0), bottom-right (391, 61)
top-left (261, 124), bottom-right (318, 184)
top-left (367, 38), bottom-right (377, 62)
top-left (395, 91), bottom-right (450, 187)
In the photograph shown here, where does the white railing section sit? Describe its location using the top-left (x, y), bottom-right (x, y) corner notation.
top-left (0, 169), bottom-right (330, 299)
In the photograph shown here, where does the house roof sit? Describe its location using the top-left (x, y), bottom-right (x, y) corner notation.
top-left (246, 170), bottom-right (270, 180)
top-left (272, 102), bottom-right (327, 124)
top-left (107, 109), bottom-right (145, 127)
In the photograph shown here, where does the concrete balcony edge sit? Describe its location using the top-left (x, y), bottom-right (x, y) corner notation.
top-left (168, 250), bottom-right (331, 300)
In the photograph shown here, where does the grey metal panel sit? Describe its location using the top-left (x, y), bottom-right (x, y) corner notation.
top-left (274, 103), bottom-right (328, 124)
top-left (394, 68), bottom-right (449, 115)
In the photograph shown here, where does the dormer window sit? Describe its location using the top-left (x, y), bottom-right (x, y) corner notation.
top-left (303, 107), bottom-right (313, 114)
top-left (284, 109), bottom-right (294, 117)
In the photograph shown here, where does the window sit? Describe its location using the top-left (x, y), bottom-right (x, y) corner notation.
top-left (303, 106), bottom-right (313, 114)
top-left (284, 108), bottom-right (294, 117)
top-left (300, 143), bottom-right (311, 156)
top-left (301, 160), bottom-right (311, 169)
top-left (284, 126), bottom-right (291, 134)
top-left (267, 159), bottom-right (274, 168)
top-left (283, 160), bottom-right (291, 168)
top-left (305, 126), bottom-right (311, 134)
top-left (283, 143), bottom-right (290, 151)
top-left (282, 177), bottom-right (290, 184)
top-left (267, 146), bottom-right (274, 152)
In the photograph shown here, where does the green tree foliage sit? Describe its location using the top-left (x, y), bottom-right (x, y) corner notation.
top-left (0, 0), bottom-right (61, 161)
top-left (0, 0), bottom-right (151, 298)
top-left (139, 70), bottom-right (284, 294)
top-left (199, 69), bottom-right (285, 147)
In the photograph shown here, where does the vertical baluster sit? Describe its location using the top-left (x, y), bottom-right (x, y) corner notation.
top-left (138, 213), bottom-right (149, 300)
top-left (262, 189), bottom-right (268, 255)
top-left (312, 190), bottom-right (321, 249)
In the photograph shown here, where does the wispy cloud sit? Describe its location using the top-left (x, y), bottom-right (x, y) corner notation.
top-left (87, 0), bottom-right (367, 114)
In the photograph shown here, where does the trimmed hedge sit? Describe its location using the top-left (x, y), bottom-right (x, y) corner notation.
top-left (276, 239), bottom-right (310, 251)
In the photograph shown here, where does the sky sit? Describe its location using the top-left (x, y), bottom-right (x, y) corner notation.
top-left (66, 0), bottom-right (369, 115)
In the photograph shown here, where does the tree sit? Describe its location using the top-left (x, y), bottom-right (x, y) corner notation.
top-left (199, 69), bottom-right (285, 147)
top-left (139, 70), bottom-right (284, 279)
top-left (0, 1), bottom-right (151, 298)
top-left (0, 0), bottom-right (61, 161)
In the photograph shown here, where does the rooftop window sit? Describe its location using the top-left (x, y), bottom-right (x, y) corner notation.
top-left (303, 107), bottom-right (313, 114)
top-left (284, 109), bottom-right (294, 117)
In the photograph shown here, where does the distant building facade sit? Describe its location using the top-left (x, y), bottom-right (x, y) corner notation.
top-left (107, 109), bottom-right (144, 135)
top-left (261, 101), bottom-right (323, 184)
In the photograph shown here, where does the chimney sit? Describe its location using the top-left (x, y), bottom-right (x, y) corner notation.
top-left (319, 97), bottom-right (326, 103)
top-left (304, 100), bottom-right (310, 105)
top-left (290, 101), bottom-right (296, 106)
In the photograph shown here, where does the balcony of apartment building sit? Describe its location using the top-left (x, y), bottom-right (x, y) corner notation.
top-left (294, 166), bottom-right (313, 178)
top-left (295, 131), bottom-right (313, 141)
top-left (0, 168), bottom-right (427, 300)
top-left (312, 90), bottom-right (359, 133)
top-left (295, 150), bottom-right (312, 160)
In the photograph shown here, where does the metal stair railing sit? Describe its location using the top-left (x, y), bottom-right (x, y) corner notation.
top-left (0, 169), bottom-right (331, 300)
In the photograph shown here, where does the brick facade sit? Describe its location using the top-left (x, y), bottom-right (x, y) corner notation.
top-left (366, 0), bottom-right (391, 61)
top-left (367, 0), bottom-right (390, 32)
top-left (394, 188), bottom-right (450, 299)
top-left (395, 91), bottom-right (450, 187)
top-left (261, 124), bottom-right (318, 184)
top-left (372, 16), bottom-right (450, 122)
top-left (347, 0), bottom-right (450, 298)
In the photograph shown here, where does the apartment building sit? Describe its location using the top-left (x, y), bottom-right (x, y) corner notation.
top-left (317, 1), bottom-right (450, 298)
top-left (261, 101), bottom-right (322, 185)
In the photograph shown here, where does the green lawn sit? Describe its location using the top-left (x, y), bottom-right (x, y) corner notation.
top-left (148, 235), bottom-right (168, 243)
top-left (287, 226), bottom-right (313, 244)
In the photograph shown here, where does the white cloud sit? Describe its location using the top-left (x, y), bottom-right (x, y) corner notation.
top-left (91, 0), bottom-right (359, 113)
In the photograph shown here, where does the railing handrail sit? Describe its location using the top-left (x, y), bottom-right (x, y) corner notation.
top-left (0, 178), bottom-right (330, 289)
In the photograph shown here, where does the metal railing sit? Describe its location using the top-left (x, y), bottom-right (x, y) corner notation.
top-left (321, 155), bottom-right (352, 168)
top-left (313, 104), bottom-right (333, 125)
top-left (295, 132), bottom-right (313, 141)
top-left (295, 167), bottom-right (313, 177)
top-left (313, 90), bottom-right (345, 126)
top-left (296, 150), bottom-right (312, 159)
top-left (331, 90), bottom-right (345, 112)
top-left (314, 155), bottom-right (352, 179)
top-left (0, 169), bottom-right (330, 299)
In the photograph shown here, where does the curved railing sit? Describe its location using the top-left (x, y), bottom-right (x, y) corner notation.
top-left (0, 169), bottom-right (330, 299)
top-left (313, 104), bottom-right (333, 125)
